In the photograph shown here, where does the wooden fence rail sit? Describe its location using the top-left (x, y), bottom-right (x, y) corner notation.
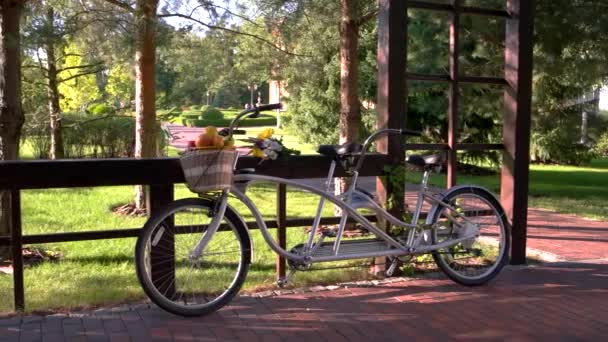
top-left (0, 154), bottom-right (390, 311)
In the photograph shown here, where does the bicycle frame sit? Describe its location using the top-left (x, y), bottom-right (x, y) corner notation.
top-left (215, 162), bottom-right (481, 265)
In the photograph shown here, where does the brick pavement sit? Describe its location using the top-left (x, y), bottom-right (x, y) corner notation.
top-left (1, 261), bottom-right (607, 341)
top-left (3, 160), bottom-right (608, 342)
top-left (526, 208), bottom-right (608, 260)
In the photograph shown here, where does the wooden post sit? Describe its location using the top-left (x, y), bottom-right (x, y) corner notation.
top-left (276, 183), bottom-right (287, 279)
top-left (501, 0), bottom-right (534, 265)
top-left (11, 190), bottom-right (24, 311)
top-left (376, 0), bottom-right (407, 276)
top-left (147, 184), bottom-right (175, 296)
top-left (447, 0), bottom-right (461, 188)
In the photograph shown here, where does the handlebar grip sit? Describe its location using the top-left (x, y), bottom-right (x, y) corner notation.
top-left (219, 128), bottom-right (247, 136)
top-left (401, 129), bottom-right (422, 137)
top-left (255, 103), bottom-right (282, 112)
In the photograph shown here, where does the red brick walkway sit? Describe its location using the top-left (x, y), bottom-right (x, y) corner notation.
top-left (526, 208), bottom-right (608, 260)
top-left (1, 261), bottom-right (607, 341)
top-left (1, 207), bottom-right (607, 341)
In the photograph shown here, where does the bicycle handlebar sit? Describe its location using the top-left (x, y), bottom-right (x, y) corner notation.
top-left (355, 128), bottom-right (422, 172)
top-left (227, 103), bottom-right (283, 139)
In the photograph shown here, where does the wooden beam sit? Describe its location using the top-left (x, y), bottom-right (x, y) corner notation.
top-left (276, 184), bottom-right (287, 279)
top-left (407, 1), bottom-right (511, 18)
top-left (447, 0), bottom-right (461, 188)
top-left (376, 0), bottom-right (407, 276)
top-left (501, 0), bottom-right (534, 265)
top-left (147, 184), bottom-right (176, 298)
top-left (0, 155), bottom-right (391, 190)
top-left (11, 190), bottom-right (24, 311)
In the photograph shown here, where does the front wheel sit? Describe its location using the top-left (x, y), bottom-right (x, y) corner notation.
top-left (135, 197), bottom-right (251, 316)
top-left (430, 187), bottom-right (510, 286)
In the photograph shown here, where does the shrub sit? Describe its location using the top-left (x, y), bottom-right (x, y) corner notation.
top-left (23, 112), bottom-right (165, 159)
top-left (87, 103), bottom-right (115, 115)
top-left (22, 111), bottom-right (50, 159)
top-left (530, 129), bottom-right (594, 165)
top-left (62, 113), bottom-right (136, 158)
top-left (593, 131), bottom-right (608, 158)
top-left (200, 106), bottom-right (224, 120)
top-left (184, 113), bottom-right (277, 128)
top-left (157, 107), bottom-right (182, 122)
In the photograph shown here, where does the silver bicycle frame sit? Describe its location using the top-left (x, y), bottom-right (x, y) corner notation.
top-left (221, 169), bottom-right (481, 264)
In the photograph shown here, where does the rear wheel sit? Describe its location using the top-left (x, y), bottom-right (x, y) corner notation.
top-left (135, 197), bottom-right (251, 316)
top-left (431, 187), bottom-right (510, 286)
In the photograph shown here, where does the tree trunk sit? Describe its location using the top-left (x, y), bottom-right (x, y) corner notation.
top-left (339, 0), bottom-right (361, 146)
top-left (0, 0), bottom-right (24, 260)
top-left (335, 0), bottom-right (361, 214)
top-left (134, 0), bottom-right (158, 210)
top-left (45, 7), bottom-right (64, 160)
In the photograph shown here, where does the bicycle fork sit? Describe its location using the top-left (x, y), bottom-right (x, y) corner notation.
top-left (188, 190), bottom-right (230, 260)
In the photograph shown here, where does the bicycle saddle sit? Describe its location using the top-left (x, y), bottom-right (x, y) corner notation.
top-left (406, 154), bottom-right (443, 168)
top-left (317, 143), bottom-right (362, 162)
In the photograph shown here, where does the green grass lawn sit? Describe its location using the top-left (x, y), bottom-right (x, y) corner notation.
top-left (0, 183), bottom-right (372, 313)
top-left (409, 159), bottom-right (608, 220)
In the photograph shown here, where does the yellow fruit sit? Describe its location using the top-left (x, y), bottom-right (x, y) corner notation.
top-left (224, 138), bottom-right (235, 147)
top-left (213, 135), bottom-right (224, 148)
top-left (205, 126), bottom-right (217, 136)
top-left (195, 133), bottom-right (213, 147)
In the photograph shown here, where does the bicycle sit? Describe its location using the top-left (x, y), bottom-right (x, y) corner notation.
top-left (135, 103), bottom-right (510, 317)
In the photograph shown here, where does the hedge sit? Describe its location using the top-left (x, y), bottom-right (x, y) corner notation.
top-left (183, 113), bottom-right (277, 127)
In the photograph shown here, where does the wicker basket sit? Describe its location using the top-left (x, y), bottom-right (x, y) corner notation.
top-left (180, 148), bottom-right (237, 193)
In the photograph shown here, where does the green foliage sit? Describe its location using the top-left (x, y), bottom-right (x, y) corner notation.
top-left (21, 111), bottom-right (51, 159)
top-left (530, 129), bottom-right (593, 166)
top-left (593, 131), bottom-right (608, 158)
top-left (57, 43), bottom-right (101, 111)
top-left (23, 112), bottom-right (165, 159)
top-left (87, 103), bottom-right (114, 115)
top-left (184, 114), bottom-right (276, 128)
top-left (200, 106), bottom-right (224, 120)
top-left (61, 113), bottom-right (137, 158)
top-left (106, 64), bottom-right (134, 108)
top-left (157, 107), bottom-right (182, 121)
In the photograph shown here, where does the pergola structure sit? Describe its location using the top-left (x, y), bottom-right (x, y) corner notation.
top-left (376, 0), bottom-right (534, 264)
top-left (0, 0), bottom-right (534, 311)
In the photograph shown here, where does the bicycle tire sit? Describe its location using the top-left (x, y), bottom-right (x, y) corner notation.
top-left (430, 186), bottom-right (510, 286)
top-left (135, 197), bottom-right (251, 316)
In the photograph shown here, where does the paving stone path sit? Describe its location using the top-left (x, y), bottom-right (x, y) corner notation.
top-left (1, 260), bottom-right (607, 341)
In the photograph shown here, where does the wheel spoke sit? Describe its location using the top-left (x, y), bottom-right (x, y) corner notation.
top-left (431, 190), bottom-right (508, 285)
top-left (136, 198), bottom-right (248, 316)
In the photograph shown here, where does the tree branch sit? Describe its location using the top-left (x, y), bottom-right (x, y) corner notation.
top-left (356, 9), bottom-right (378, 26)
top-left (58, 68), bottom-right (104, 84)
top-left (22, 64), bottom-right (48, 71)
top-left (58, 62), bottom-right (104, 73)
top-left (102, 0), bottom-right (134, 12)
top-left (158, 13), bottom-right (310, 57)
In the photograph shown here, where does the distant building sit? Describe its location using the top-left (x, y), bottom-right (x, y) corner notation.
top-left (268, 80), bottom-right (287, 128)
top-left (268, 80), bottom-right (286, 108)
top-left (600, 87), bottom-right (608, 111)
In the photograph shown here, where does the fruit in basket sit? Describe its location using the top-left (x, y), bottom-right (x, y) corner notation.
top-left (224, 137), bottom-right (235, 147)
top-left (213, 134), bottom-right (224, 148)
top-left (195, 126), bottom-right (224, 148)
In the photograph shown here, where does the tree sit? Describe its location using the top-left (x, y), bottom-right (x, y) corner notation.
top-left (133, 0), bottom-right (159, 210)
top-left (21, 1), bottom-right (104, 159)
top-left (100, 0), bottom-right (158, 212)
top-left (0, 0), bottom-right (26, 259)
